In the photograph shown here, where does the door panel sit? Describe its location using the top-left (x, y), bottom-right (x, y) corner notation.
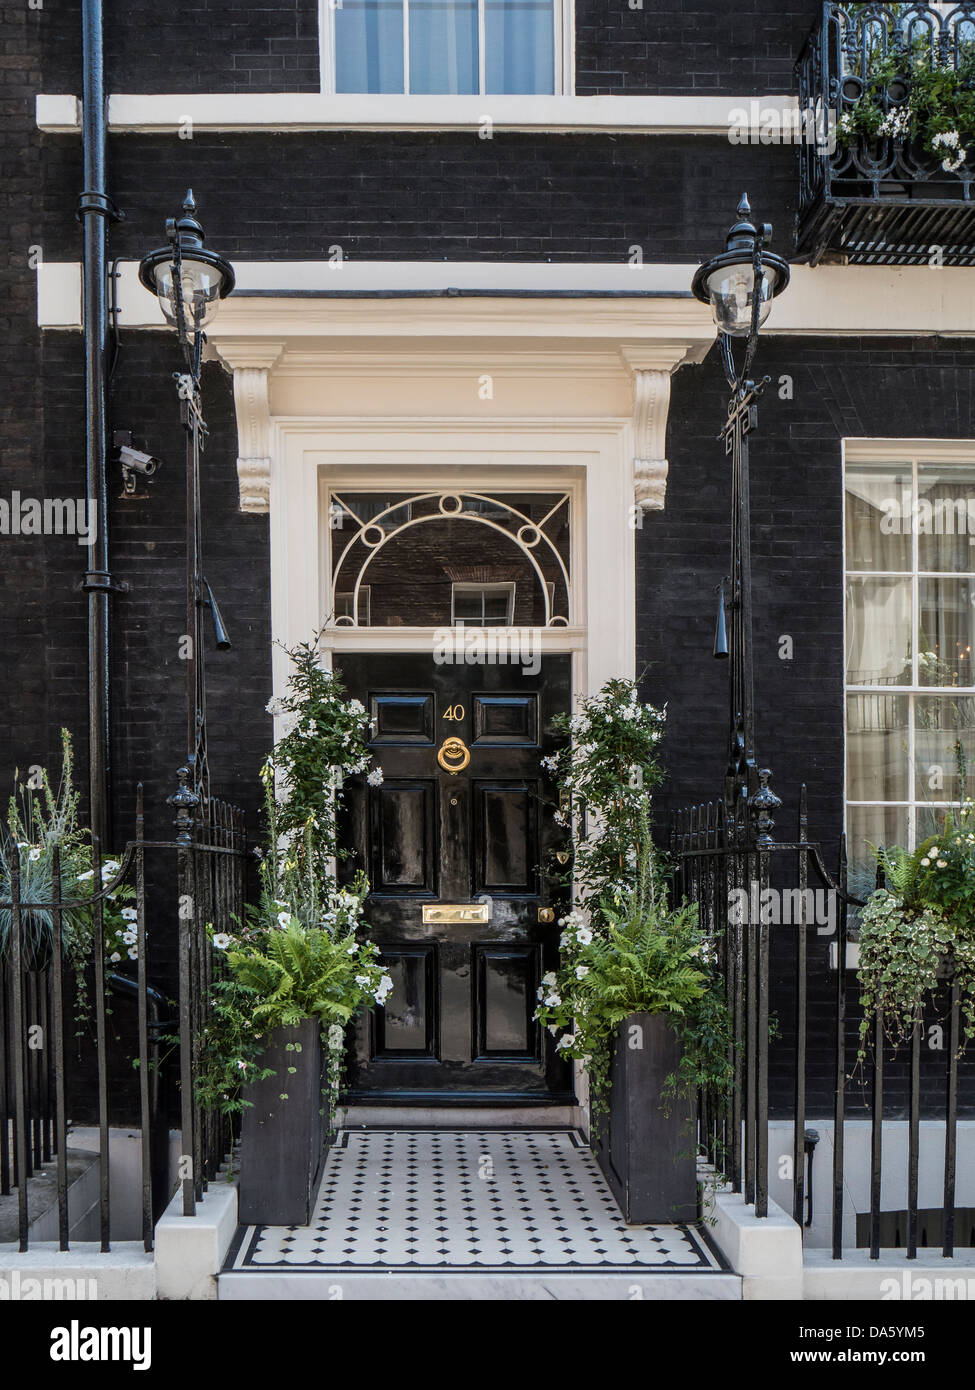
top-left (374, 947), bottom-right (437, 1056)
top-left (370, 781), bottom-right (438, 895)
top-left (338, 653), bottom-right (573, 1104)
top-left (473, 781), bottom-right (538, 895)
top-left (472, 694), bottom-right (538, 745)
top-left (475, 946), bottom-right (540, 1060)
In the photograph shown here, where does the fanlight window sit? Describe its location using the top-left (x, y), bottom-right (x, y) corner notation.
top-left (328, 491), bottom-right (571, 628)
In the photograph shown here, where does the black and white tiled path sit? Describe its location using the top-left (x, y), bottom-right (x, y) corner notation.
top-left (221, 1130), bottom-right (740, 1300)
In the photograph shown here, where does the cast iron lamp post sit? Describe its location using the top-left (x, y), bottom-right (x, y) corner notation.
top-left (139, 193), bottom-right (234, 1218)
top-left (138, 191), bottom-right (235, 807)
top-left (692, 194), bottom-right (790, 850)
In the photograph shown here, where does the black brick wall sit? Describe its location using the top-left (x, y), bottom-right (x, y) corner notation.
top-left (88, 132), bottom-right (796, 266)
top-left (7, 0), bottom-right (975, 1123)
top-left (40, 0), bottom-right (320, 96)
top-left (575, 0), bottom-right (818, 97)
top-left (37, 0), bottom-right (817, 99)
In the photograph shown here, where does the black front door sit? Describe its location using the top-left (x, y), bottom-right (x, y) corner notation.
top-left (339, 653), bottom-right (574, 1105)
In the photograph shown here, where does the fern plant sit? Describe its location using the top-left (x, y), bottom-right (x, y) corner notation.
top-left (196, 641), bottom-right (392, 1121)
top-left (534, 796), bottom-right (731, 1135)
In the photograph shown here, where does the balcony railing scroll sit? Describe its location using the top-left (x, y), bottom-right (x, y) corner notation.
top-left (796, 2), bottom-right (975, 265)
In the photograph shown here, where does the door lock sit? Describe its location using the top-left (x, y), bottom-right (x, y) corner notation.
top-left (538, 907), bottom-right (556, 923)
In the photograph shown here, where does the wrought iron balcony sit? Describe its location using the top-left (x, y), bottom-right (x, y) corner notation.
top-left (796, 2), bottom-right (975, 265)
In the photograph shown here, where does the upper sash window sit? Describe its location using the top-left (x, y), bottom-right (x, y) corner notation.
top-left (328, 0), bottom-right (560, 95)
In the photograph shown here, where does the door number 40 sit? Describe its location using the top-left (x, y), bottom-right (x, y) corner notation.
top-left (443, 704), bottom-right (465, 721)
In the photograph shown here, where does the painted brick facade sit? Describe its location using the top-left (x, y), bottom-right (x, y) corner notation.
top-left (4, 2), bottom-right (975, 1127)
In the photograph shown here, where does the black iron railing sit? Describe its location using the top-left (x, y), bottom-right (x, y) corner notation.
top-left (672, 787), bottom-right (969, 1258)
top-left (796, 2), bottom-right (975, 264)
top-left (0, 786), bottom-right (246, 1251)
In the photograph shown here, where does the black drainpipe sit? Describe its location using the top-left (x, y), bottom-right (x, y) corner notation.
top-left (79, 0), bottom-right (116, 849)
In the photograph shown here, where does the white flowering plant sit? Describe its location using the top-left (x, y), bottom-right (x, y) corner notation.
top-left (264, 637), bottom-right (382, 882)
top-left (541, 678), bottom-right (667, 923)
top-left (195, 640), bottom-right (391, 1117)
top-left (858, 800), bottom-right (975, 1058)
top-left (0, 731), bottom-right (138, 1030)
top-left (835, 31), bottom-right (975, 174)
top-left (536, 698), bottom-right (732, 1132)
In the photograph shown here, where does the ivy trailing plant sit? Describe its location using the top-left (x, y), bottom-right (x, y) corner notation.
top-left (836, 16), bottom-right (975, 171)
top-left (0, 730), bottom-right (137, 1031)
top-left (857, 748), bottom-right (975, 1060)
top-left (535, 682), bottom-right (732, 1140)
top-left (196, 641), bottom-right (392, 1121)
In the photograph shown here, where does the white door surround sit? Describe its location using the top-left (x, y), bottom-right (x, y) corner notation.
top-left (267, 426), bottom-right (633, 705)
top-left (208, 304), bottom-right (715, 704)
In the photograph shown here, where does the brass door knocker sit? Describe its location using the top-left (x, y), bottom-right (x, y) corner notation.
top-left (437, 736), bottom-right (470, 774)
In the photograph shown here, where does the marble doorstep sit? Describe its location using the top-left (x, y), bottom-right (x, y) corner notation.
top-left (220, 1129), bottom-right (740, 1300)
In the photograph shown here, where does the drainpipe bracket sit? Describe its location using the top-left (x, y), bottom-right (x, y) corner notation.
top-left (81, 570), bottom-right (129, 595)
top-left (75, 190), bottom-right (124, 223)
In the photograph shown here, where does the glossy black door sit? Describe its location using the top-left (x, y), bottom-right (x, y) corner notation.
top-left (339, 654), bottom-right (573, 1104)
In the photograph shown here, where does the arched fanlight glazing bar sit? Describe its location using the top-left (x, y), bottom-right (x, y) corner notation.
top-left (329, 491), bottom-right (571, 628)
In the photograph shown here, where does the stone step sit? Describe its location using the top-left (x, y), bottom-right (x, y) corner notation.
top-left (219, 1269), bottom-right (742, 1300)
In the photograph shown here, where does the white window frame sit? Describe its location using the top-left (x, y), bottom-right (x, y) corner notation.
top-left (843, 438), bottom-right (975, 864)
top-left (319, 0), bottom-right (574, 96)
top-left (451, 580), bottom-right (517, 626)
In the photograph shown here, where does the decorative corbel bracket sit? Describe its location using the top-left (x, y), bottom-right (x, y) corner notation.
top-left (211, 339), bottom-right (285, 513)
top-left (620, 342), bottom-right (712, 513)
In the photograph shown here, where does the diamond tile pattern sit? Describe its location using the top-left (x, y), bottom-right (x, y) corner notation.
top-left (230, 1130), bottom-right (722, 1274)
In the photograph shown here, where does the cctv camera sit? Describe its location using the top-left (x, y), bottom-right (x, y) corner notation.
top-left (119, 444), bottom-right (163, 496)
top-left (119, 445), bottom-right (160, 477)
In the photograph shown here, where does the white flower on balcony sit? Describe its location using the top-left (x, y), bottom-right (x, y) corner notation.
top-left (212, 933), bottom-right (232, 950)
top-left (276, 911), bottom-right (292, 929)
top-left (121, 907), bottom-right (138, 921)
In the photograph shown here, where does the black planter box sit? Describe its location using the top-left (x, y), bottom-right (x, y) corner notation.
top-left (594, 1012), bottom-right (698, 1225)
top-left (238, 1019), bottom-right (330, 1227)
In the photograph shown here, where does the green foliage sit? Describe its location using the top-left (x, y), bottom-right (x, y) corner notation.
top-left (198, 640), bottom-right (391, 1121)
top-left (264, 638), bottom-right (375, 883)
top-left (542, 678), bottom-right (667, 925)
top-left (836, 25), bottom-right (975, 168)
top-left (0, 731), bottom-right (136, 1029)
top-left (858, 793), bottom-right (975, 1057)
top-left (534, 776), bottom-right (732, 1135)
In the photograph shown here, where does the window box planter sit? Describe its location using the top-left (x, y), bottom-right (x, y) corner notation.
top-left (238, 1019), bottom-right (330, 1227)
top-left (593, 1012), bottom-right (697, 1225)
